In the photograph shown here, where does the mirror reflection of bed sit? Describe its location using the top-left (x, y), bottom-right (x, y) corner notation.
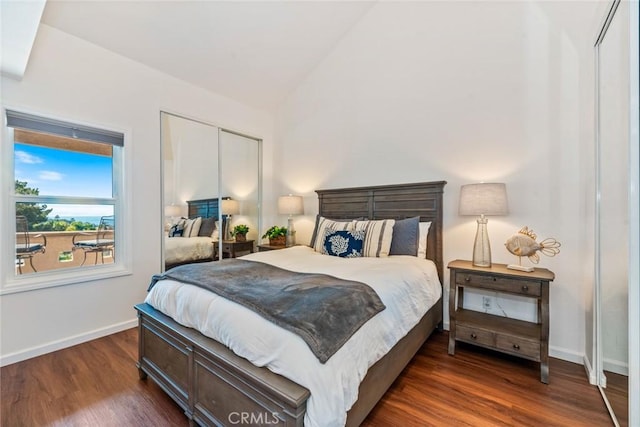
top-left (161, 111), bottom-right (261, 271)
top-left (164, 198), bottom-right (220, 270)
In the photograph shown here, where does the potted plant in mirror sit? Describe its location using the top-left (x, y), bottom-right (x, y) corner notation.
top-left (231, 224), bottom-right (249, 242)
top-left (262, 225), bottom-right (287, 247)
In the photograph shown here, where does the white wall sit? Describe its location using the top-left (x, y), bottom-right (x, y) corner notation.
top-left (0, 24), bottom-right (273, 364)
top-left (274, 1), bottom-right (603, 363)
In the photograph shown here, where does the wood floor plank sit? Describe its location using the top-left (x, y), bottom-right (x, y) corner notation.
top-left (1, 328), bottom-right (612, 426)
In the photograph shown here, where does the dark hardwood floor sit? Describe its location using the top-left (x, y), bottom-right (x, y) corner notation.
top-left (1, 328), bottom-right (613, 426)
top-left (603, 370), bottom-right (628, 427)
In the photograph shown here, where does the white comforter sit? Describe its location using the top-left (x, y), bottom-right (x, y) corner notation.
top-left (145, 245), bottom-right (441, 426)
top-left (164, 236), bottom-right (214, 265)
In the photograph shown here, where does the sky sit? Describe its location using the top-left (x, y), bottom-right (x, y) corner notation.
top-left (15, 143), bottom-right (113, 217)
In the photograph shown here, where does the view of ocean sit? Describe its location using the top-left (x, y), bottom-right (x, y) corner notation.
top-left (49, 216), bottom-right (103, 226)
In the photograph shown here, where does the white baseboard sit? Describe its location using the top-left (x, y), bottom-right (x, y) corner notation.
top-left (583, 354), bottom-right (599, 385)
top-left (548, 345), bottom-right (585, 365)
top-left (603, 357), bottom-right (629, 376)
top-left (0, 318), bottom-right (137, 367)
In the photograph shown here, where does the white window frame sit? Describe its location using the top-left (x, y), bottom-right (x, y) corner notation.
top-left (1, 108), bottom-right (132, 294)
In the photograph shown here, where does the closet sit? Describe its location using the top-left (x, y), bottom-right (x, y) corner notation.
top-left (160, 112), bottom-right (261, 268)
top-left (594, 1), bottom-right (638, 425)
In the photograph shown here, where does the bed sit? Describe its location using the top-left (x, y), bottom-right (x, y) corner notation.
top-left (165, 198), bottom-right (220, 269)
top-left (137, 181), bottom-right (446, 426)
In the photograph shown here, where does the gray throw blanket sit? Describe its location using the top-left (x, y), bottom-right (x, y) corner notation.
top-left (149, 259), bottom-right (386, 363)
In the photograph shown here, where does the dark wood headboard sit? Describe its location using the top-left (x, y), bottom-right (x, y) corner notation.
top-left (316, 181), bottom-right (446, 282)
top-left (187, 198), bottom-right (219, 219)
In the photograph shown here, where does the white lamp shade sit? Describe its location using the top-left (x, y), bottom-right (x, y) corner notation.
top-left (221, 198), bottom-right (240, 215)
top-left (164, 204), bottom-right (182, 217)
top-left (278, 195), bottom-right (304, 215)
top-left (459, 183), bottom-right (509, 216)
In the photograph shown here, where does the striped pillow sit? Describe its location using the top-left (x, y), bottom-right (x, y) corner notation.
top-left (310, 216), bottom-right (354, 253)
top-left (183, 217), bottom-right (202, 238)
top-left (353, 219), bottom-right (395, 257)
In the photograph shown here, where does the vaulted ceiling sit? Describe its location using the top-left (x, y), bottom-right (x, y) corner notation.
top-left (38, 1), bottom-right (376, 111)
top-left (2, 1), bottom-right (606, 113)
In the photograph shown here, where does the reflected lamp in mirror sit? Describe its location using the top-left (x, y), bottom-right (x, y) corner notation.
top-left (278, 195), bottom-right (304, 247)
top-left (165, 204), bottom-right (182, 218)
top-left (221, 198), bottom-right (240, 216)
top-left (221, 198), bottom-right (240, 240)
top-left (459, 183), bottom-right (509, 267)
top-left (164, 204), bottom-right (182, 231)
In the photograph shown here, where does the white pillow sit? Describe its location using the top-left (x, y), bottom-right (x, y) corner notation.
top-left (418, 221), bottom-right (431, 258)
top-left (353, 219), bottom-right (395, 257)
top-left (183, 217), bottom-right (202, 237)
top-left (211, 221), bottom-right (219, 240)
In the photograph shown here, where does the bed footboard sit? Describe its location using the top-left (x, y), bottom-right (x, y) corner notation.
top-left (135, 303), bottom-right (310, 427)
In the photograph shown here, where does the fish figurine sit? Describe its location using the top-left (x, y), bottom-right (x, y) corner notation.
top-left (505, 226), bottom-right (561, 266)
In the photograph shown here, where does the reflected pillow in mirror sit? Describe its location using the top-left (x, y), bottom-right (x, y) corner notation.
top-left (198, 217), bottom-right (216, 237)
top-left (169, 220), bottom-right (185, 237)
top-left (183, 217), bottom-right (202, 237)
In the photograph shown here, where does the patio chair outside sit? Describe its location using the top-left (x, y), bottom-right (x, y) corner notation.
top-left (16, 215), bottom-right (47, 274)
top-left (72, 215), bottom-right (115, 266)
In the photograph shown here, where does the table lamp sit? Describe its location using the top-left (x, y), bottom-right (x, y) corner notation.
top-left (459, 183), bottom-right (509, 267)
top-left (164, 204), bottom-right (182, 231)
top-left (221, 198), bottom-right (240, 240)
top-left (278, 195), bottom-right (304, 247)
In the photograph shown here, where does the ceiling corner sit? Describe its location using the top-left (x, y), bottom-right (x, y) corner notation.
top-left (1, 0), bottom-right (47, 80)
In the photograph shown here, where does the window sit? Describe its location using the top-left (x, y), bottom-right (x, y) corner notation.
top-left (3, 110), bottom-right (129, 292)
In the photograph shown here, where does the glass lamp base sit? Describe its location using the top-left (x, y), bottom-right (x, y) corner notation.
top-left (472, 216), bottom-right (492, 267)
top-left (286, 217), bottom-right (296, 247)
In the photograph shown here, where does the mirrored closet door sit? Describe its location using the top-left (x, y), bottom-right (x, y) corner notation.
top-left (161, 112), bottom-right (261, 270)
top-left (595, 0), bottom-right (629, 425)
top-left (219, 129), bottom-right (261, 245)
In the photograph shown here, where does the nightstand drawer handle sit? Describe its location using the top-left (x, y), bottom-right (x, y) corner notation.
top-left (493, 277), bottom-right (497, 281)
top-left (522, 285), bottom-right (529, 292)
top-left (513, 344), bottom-right (520, 350)
top-left (465, 276), bottom-right (470, 282)
top-left (470, 333), bottom-right (477, 340)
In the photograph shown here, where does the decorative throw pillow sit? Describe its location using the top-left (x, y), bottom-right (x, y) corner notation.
top-left (323, 230), bottom-right (364, 258)
top-left (169, 221), bottom-right (185, 237)
top-left (353, 219), bottom-right (395, 257)
top-left (211, 220), bottom-right (220, 240)
top-left (389, 216), bottom-right (420, 256)
top-left (183, 217), bottom-right (202, 237)
top-left (198, 217), bottom-right (216, 237)
top-left (417, 221), bottom-right (432, 258)
top-left (310, 216), bottom-right (354, 253)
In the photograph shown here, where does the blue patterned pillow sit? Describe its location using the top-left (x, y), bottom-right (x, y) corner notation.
top-left (169, 222), bottom-right (184, 237)
top-left (323, 230), bottom-right (364, 258)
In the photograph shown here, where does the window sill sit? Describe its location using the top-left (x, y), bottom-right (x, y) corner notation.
top-left (1, 263), bottom-right (132, 295)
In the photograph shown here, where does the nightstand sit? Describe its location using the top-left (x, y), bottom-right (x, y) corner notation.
top-left (447, 259), bottom-right (555, 383)
top-left (257, 244), bottom-right (287, 252)
top-left (214, 240), bottom-right (254, 259)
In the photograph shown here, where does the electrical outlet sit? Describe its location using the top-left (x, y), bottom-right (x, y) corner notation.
top-left (482, 296), bottom-right (492, 310)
